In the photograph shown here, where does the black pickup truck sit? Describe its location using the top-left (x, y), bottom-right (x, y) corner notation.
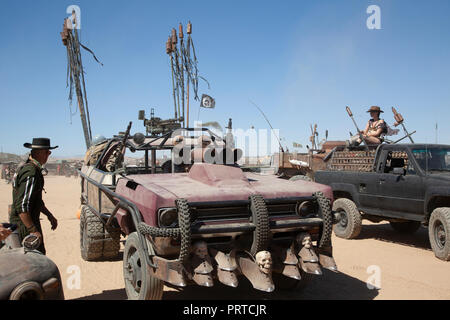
top-left (315, 144), bottom-right (450, 261)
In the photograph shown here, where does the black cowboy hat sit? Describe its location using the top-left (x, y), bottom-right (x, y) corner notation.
top-left (24, 138), bottom-right (58, 150)
top-left (367, 106), bottom-right (384, 113)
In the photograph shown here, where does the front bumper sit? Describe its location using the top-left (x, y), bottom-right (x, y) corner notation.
top-left (137, 193), bottom-right (336, 292)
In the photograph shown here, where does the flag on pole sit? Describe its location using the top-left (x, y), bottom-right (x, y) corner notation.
top-left (200, 94), bottom-right (215, 108)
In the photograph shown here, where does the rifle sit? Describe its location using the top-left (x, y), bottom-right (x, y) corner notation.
top-left (346, 106), bottom-right (369, 150)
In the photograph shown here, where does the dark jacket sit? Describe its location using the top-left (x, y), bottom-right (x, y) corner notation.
top-left (9, 160), bottom-right (46, 254)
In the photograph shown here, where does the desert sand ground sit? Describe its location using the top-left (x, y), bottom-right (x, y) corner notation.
top-left (1, 176), bottom-right (449, 300)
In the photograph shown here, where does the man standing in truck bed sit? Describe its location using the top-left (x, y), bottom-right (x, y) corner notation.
top-left (9, 138), bottom-right (58, 254)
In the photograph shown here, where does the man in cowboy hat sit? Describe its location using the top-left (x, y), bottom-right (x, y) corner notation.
top-left (9, 138), bottom-right (58, 254)
top-left (347, 106), bottom-right (388, 147)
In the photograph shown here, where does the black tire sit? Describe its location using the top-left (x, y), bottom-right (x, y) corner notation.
top-left (428, 207), bottom-right (450, 261)
top-left (9, 282), bottom-right (44, 300)
top-left (332, 198), bottom-right (362, 239)
top-left (249, 195), bottom-right (270, 255)
top-left (272, 270), bottom-right (314, 292)
top-left (389, 221), bottom-right (421, 234)
top-left (80, 205), bottom-right (120, 261)
top-left (289, 175), bottom-right (312, 182)
top-left (103, 224), bottom-right (121, 259)
top-left (123, 232), bottom-right (164, 300)
top-left (80, 206), bottom-right (103, 261)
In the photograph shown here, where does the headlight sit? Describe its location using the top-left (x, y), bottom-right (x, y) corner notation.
top-left (158, 208), bottom-right (178, 227)
top-left (296, 201), bottom-right (317, 217)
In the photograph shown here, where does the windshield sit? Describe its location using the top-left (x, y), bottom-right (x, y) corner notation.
top-left (412, 147), bottom-right (450, 173)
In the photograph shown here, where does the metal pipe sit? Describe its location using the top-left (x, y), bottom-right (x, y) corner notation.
top-left (170, 55), bottom-right (178, 119)
top-left (144, 150), bottom-right (149, 169)
top-left (151, 149), bottom-right (156, 174)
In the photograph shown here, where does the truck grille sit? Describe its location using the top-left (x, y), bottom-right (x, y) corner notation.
top-left (188, 197), bottom-right (315, 222)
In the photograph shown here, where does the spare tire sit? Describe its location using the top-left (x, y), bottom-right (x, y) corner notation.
top-left (80, 205), bottom-right (120, 261)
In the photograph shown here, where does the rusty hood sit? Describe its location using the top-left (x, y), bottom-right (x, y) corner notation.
top-left (121, 163), bottom-right (333, 208)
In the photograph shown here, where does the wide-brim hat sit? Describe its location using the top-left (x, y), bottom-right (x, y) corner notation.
top-left (24, 138), bottom-right (58, 150)
top-left (367, 106), bottom-right (384, 113)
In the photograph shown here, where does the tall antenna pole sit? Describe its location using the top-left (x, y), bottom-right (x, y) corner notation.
top-left (166, 36), bottom-right (178, 120)
top-left (249, 100), bottom-right (284, 153)
top-left (435, 122), bottom-right (438, 144)
top-left (178, 24), bottom-right (185, 128)
top-left (185, 22), bottom-right (192, 128)
top-left (167, 21), bottom-right (204, 128)
top-left (61, 11), bottom-right (101, 150)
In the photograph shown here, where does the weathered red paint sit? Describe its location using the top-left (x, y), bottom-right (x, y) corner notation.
top-left (116, 163), bottom-right (333, 229)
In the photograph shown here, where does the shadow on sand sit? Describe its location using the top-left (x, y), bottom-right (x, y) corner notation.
top-left (74, 269), bottom-right (378, 300)
top-left (356, 223), bottom-right (431, 251)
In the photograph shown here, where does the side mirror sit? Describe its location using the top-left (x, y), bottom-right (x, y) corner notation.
top-left (138, 110), bottom-right (145, 120)
top-left (392, 167), bottom-right (405, 175)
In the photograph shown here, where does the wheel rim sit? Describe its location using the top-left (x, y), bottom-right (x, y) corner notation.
top-left (434, 220), bottom-right (446, 249)
top-left (337, 211), bottom-right (348, 230)
top-left (10, 282), bottom-right (44, 300)
top-left (124, 247), bottom-right (143, 295)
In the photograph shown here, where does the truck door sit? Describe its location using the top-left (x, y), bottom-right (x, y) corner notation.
top-left (376, 149), bottom-right (425, 218)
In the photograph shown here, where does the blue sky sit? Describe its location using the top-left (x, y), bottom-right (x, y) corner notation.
top-left (0, 0), bottom-right (449, 157)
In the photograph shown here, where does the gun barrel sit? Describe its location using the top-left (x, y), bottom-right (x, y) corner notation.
top-left (346, 106), bottom-right (369, 150)
top-left (346, 106), bottom-right (353, 117)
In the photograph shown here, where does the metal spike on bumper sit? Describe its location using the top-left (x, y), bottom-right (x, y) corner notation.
top-left (296, 233), bottom-right (323, 275)
top-left (150, 256), bottom-right (187, 287)
top-left (299, 260), bottom-right (323, 275)
top-left (317, 246), bottom-right (338, 272)
top-left (281, 264), bottom-right (302, 280)
top-left (209, 248), bottom-right (239, 287)
top-left (319, 253), bottom-right (338, 272)
top-left (271, 244), bottom-right (301, 280)
top-left (210, 248), bottom-right (238, 271)
top-left (298, 246), bottom-right (322, 275)
top-left (192, 273), bottom-right (214, 287)
top-left (216, 269), bottom-right (239, 287)
top-left (191, 255), bottom-right (214, 274)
